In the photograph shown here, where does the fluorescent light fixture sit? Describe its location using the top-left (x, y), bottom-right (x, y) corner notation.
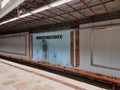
top-left (8, 17), bottom-right (19, 22)
top-left (18, 13), bottom-right (32, 18)
top-left (32, 6), bottom-right (50, 14)
top-left (32, 0), bottom-right (73, 14)
top-left (0, 0), bottom-right (73, 25)
top-left (0, 13), bottom-right (32, 25)
top-left (0, 17), bottom-right (19, 25)
top-left (1, 0), bottom-right (10, 8)
top-left (49, 0), bottom-right (73, 7)
top-left (0, 20), bottom-right (9, 25)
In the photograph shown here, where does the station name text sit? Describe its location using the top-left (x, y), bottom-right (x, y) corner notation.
top-left (36, 35), bottom-right (62, 39)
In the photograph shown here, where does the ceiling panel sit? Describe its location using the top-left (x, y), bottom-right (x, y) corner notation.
top-left (0, 0), bottom-right (119, 35)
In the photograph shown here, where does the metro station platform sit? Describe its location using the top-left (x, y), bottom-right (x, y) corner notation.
top-left (0, 58), bottom-right (107, 90)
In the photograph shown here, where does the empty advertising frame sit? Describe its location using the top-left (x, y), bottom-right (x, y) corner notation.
top-left (0, 35), bottom-right (27, 55)
top-left (91, 28), bottom-right (120, 70)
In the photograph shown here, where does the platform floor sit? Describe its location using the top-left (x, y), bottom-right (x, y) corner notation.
top-left (0, 59), bottom-right (107, 90)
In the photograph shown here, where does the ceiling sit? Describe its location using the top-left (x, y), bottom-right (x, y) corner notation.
top-left (0, 0), bottom-right (120, 35)
top-left (0, 0), bottom-right (25, 18)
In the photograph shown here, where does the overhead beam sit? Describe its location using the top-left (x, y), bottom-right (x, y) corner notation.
top-left (100, 0), bottom-right (111, 17)
top-left (81, 0), bottom-right (97, 16)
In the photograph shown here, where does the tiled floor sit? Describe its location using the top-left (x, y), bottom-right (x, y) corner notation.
top-left (0, 58), bottom-right (107, 90)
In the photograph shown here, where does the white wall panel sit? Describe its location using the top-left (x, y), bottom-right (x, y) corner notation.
top-left (78, 26), bottom-right (120, 78)
top-left (92, 29), bottom-right (120, 70)
top-left (0, 36), bottom-right (26, 55)
top-left (111, 30), bottom-right (120, 69)
top-left (0, 34), bottom-right (30, 59)
top-left (79, 29), bottom-right (91, 69)
top-left (92, 30), bottom-right (112, 67)
top-left (77, 29), bottom-right (112, 77)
